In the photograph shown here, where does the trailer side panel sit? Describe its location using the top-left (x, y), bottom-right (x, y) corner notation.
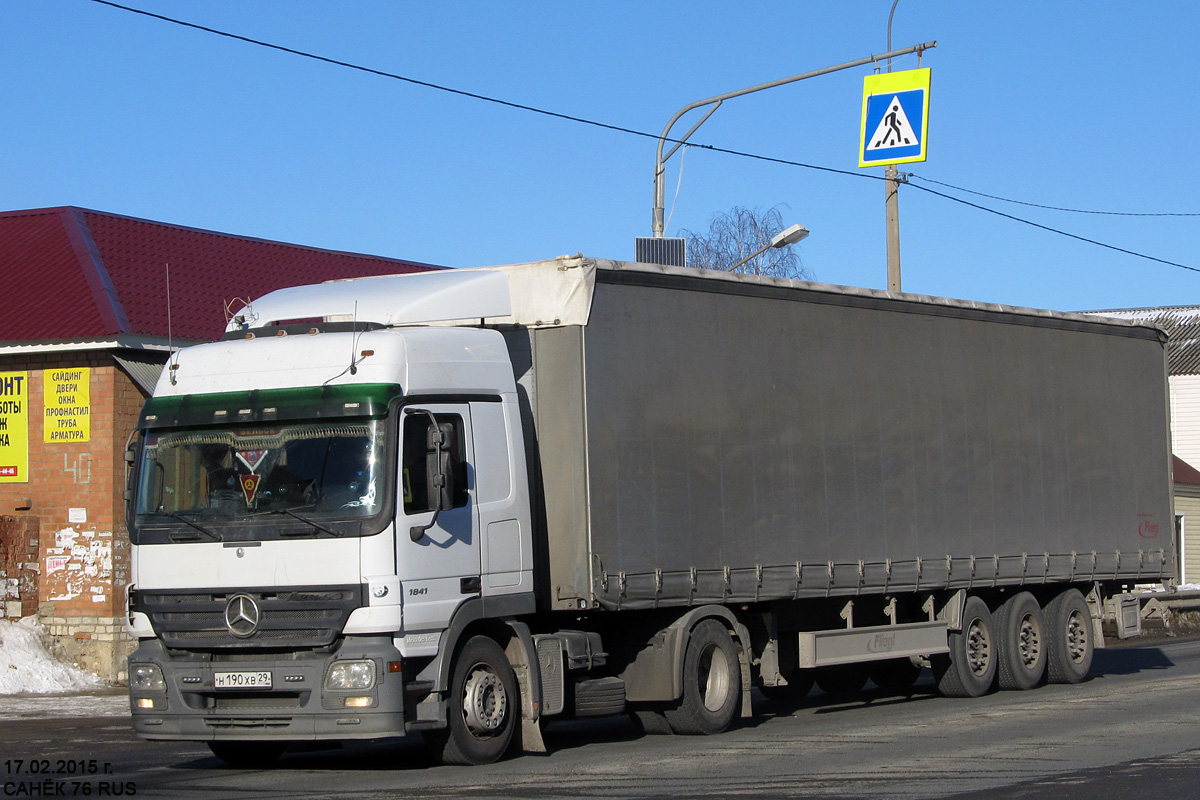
top-left (569, 271), bottom-right (1171, 609)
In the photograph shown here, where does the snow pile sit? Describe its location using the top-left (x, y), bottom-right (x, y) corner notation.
top-left (1140, 583), bottom-right (1200, 593)
top-left (0, 618), bottom-right (103, 694)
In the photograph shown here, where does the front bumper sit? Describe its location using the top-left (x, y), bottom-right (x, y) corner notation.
top-left (129, 636), bottom-right (407, 741)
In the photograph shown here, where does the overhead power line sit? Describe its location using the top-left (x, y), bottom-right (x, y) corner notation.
top-left (86, 0), bottom-right (657, 141)
top-left (907, 175), bottom-right (1200, 218)
top-left (903, 183), bottom-right (1200, 274)
top-left (671, 143), bottom-right (1200, 274)
top-left (86, 0), bottom-right (1198, 274)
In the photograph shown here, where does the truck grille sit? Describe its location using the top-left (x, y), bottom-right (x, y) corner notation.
top-left (133, 585), bottom-right (364, 650)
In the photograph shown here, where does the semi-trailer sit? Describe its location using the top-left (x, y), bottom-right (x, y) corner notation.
top-left (125, 256), bottom-right (1172, 766)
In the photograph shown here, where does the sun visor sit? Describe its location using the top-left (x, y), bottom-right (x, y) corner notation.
top-left (227, 255), bottom-right (598, 333)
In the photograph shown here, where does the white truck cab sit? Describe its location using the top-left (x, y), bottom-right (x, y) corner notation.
top-left (127, 267), bottom-right (544, 764)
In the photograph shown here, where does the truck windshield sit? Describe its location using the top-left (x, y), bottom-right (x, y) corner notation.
top-left (134, 420), bottom-right (387, 535)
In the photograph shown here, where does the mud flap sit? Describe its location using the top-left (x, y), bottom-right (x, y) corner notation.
top-left (503, 621), bottom-right (548, 754)
top-left (733, 620), bottom-right (754, 719)
top-left (520, 717), bottom-right (547, 754)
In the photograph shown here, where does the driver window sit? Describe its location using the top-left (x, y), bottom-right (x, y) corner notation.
top-left (402, 413), bottom-right (468, 514)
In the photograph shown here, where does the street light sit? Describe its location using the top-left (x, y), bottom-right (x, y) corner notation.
top-left (650, 42), bottom-right (936, 239)
top-left (728, 224), bottom-right (810, 272)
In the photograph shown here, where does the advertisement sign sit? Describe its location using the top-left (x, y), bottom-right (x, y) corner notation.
top-left (44, 367), bottom-right (91, 443)
top-left (0, 372), bottom-right (29, 483)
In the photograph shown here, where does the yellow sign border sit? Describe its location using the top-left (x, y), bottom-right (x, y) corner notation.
top-left (0, 371), bottom-right (29, 483)
top-left (44, 367), bottom-right (91, 444)
top-left (859, 67), bottom-right (930, 168)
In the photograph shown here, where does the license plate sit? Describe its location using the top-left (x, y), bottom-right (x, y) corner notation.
top-left (214, 671), bottom-right (272, 689)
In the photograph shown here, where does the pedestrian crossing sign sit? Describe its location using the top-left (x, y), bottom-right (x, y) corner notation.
top-left (859, 67), bottom-right (930, 168)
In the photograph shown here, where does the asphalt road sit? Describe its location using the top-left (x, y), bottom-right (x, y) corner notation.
top-left (3, 637), bottom-right (1200, 800)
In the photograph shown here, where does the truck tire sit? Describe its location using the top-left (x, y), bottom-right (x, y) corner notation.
top-left (1043, 588), bottom-right (1093, 684)
top-left (759, 670), bottom-right (814, 704)
top-left (869, 658), bottom-right (923, 692)
top-left (629, 706), bottom-right (675, 735)
top-left (815, 664), bottom-right (869, 696)
top-left (994, 591), bottom-right (1046, 690)
top-left (663, 619), bottom-right (740, 735)
top-left (207, 741), bottom-right (287, 768)
top-left (931, 595), bottom-right (996, 698)
top-left (423, 635), bottom-right (518, 765)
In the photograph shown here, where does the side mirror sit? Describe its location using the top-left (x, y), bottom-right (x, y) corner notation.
top-left (123, 433), bottom-right (141, 530)
top-left (123, 446), bottom-right (137, 501)
top-left (408, 412), bottom-right (455, 542)
top-left (425, 423), bottom-right (456, 511)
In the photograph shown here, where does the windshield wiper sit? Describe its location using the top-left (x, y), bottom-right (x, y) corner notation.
top-left (167, 512), bottom-right (222, 542)
top-left (271, 507), bottom-right (342, 538)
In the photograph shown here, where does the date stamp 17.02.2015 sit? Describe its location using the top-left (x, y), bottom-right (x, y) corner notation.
top-left (3, 760), bottom-right (136, 796)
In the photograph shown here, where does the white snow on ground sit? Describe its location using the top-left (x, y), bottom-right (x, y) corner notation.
top-left (0, 617), bottom-right (104, 694)
top-left (0, 691), bottom-right (129, 720)
top-left (0, 617), bottom-right (127, 719)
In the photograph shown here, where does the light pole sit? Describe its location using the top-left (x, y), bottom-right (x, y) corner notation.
top-left (728, 224), bottom-right (810, 272)
top-left (651, 42), bottom-right (937, 239)
top-left (885, 0), bottom-right (903, 292)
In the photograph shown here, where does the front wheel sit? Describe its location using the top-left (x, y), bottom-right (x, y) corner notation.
top-left (663, 619), bottom-right (741, 735)
top-left (207, 741), bottom-right (287, 768)
top-left (424, 635), bottom-right (518, 766)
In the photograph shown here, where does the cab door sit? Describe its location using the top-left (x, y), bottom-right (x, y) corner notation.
top-left (395, 404), bottom-right (479, 633)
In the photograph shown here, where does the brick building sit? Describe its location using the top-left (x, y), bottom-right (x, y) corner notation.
top-left (0, 206), bottom-right (436, 681)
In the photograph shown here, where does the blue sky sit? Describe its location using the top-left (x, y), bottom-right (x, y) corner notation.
top-left (3, 1), bottom-right (1196, 312)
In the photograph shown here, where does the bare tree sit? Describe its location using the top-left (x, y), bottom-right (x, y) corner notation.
top-left (681, 205), bottom-right (813, 280)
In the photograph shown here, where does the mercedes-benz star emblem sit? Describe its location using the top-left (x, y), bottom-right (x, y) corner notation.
top-left (224, 594), bottom-right (260, 638)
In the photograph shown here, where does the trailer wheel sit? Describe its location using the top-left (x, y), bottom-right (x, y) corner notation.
top-left (869, 658), bottom-right (923, 692)
top-left (424, 635), bottom-right (518, 765)
top-left (931, 595), bottom-right (996, 698)
top-left (663, 619), bottom-right (740, 735)
top-left (1043, 589), bottom-right (1093, 684)
top-left (994, 591), bottom-right (1046, 690)
top-left (207, 741), bottom-right (287, 768)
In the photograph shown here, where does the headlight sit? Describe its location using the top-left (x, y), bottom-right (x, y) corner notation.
top-left (131, 663), bottom-right (165, 691)
top-left (325, 660), bottom-right (375, 691)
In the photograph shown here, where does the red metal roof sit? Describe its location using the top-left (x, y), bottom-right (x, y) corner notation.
top-left (1175, 455), bottom-right (1200, 488)
top-left (0, 206), bottom-right (439, 343)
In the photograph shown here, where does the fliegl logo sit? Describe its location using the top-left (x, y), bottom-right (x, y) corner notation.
top-left (867, 633), bottom-right (896, 653)
top-left (1138, 513), bottom-right (1160, 539)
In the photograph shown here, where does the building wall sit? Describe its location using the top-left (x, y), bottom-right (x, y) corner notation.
top-left (1175, 491), bottom-right (1200, 586)
top-left (1167, 376), bottom-right (1200, 585)
top-left (1170, 375), bottom-right (1200, 467)
top-left (0, 350), bottom-right (143, 682)
top-left (0, 514), bottom-right (39, 618)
